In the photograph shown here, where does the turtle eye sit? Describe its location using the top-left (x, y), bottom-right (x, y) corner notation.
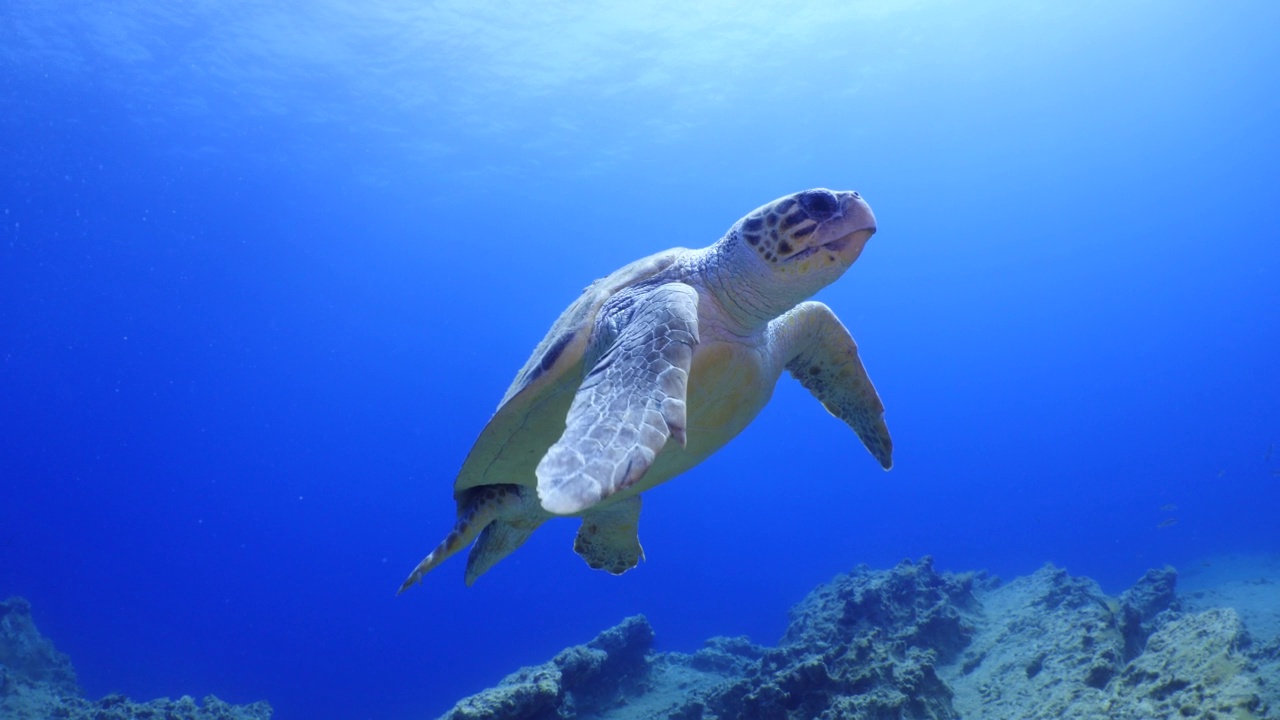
top-left (797, 190), bottom-right (838, 222)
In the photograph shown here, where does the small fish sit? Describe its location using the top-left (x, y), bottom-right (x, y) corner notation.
top-left (1157, 518), bottom-right (1179, 529)
top-left (1160, 503), bottom-right (1177, 512)
top-left (1217, 470), bottom-right (1226, 479)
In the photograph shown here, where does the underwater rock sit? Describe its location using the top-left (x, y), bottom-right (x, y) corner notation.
top-left (437, 615), bottom-right (653, 720)
top-left (1113, 608), bottom-right (1263, 720)
top-left (944, 563), bottom-right (1130, 718)
top-left (694, 556), bottom-right (978, 720)
top-left (943, 563), bottom-right (1276, 719)
top-left (56, 693), bottom-right (274, 720)
top-left (780, 556), bottom-right (981, 662)
top-left (434, 559), bottom-right (1280, 720)
top-left (0, 596), bottom-right (80, 697)
top-left (685, 636), bottom-right (764, 675)
top-left (1117, 565), bottom-right (1181, 661)
top-left (1255, 635), bottom-right (1280, 715)
top-left (0, 596), bottom-right (271, 720)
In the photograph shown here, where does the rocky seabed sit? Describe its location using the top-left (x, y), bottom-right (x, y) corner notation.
top-left (0, 596), bottom-right (271, 720)
top-left (437, 558), bottom-right (1280, 720)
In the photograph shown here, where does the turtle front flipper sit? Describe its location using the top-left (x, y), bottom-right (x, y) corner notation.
top-left (574, 496), bottom-right (644, 574)
top-left (774, 301), bottom-right (893, 469)
top-left (536, 283), bottom-right (700, 515)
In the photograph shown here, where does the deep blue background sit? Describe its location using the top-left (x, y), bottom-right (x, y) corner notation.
top-left (2, 1), bottom-right (1278, 718)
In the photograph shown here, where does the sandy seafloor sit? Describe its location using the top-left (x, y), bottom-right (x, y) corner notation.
top-left (10, 553), bottom-right (1277, 720)
top-left (1181, 555), bottom-right (1280, 643)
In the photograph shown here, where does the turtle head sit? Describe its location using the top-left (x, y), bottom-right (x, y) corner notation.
top-left (718, 189), bottom-right (876, 320)
top-left (734, 188), bottom-right (876, 280)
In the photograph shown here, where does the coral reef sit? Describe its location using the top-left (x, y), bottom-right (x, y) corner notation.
top-left (0, 596), bottom-right (271, 720)
top-left (435, 558), bottom-right (1280, 720)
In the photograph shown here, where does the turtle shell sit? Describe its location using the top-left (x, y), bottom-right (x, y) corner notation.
top-left (452, 248), bottom-right (685, 498)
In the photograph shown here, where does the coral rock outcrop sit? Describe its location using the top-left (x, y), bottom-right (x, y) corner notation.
top-left (0, 596), bottom-right (271, 720)
top-left (435, 558), bottom-right (1280, 720)
top-left (438, 615), bottom-right (653, 720)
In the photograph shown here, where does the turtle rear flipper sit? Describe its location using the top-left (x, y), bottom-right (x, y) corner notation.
top-left (536, 283), bottom-right (700, 515)
top-left (574, 496), bottom-right (644, 575)
top-left (398, 485), bottom-right (529, 593)
top-left (464, 517), bottom-right (545, 586)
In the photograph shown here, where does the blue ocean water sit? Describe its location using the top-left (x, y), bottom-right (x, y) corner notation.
top-left (2, 1), bottom-right (1277, 717)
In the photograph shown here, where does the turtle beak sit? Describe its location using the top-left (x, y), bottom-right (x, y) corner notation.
top-left (830, 192), bottom-right (875, 262)
top-left (840, 191), bottom-right (876, 236)
top-left (824, 228), bottom-right (874, 266)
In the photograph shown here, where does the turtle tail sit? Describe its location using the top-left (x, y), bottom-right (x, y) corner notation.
top-left (397, 484), bottom-right (528, 594)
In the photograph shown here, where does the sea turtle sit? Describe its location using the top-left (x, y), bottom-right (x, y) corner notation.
top-left (399, 188), bottom-right (892, 591)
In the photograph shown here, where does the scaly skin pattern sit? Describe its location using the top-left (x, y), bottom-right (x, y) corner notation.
top-left (399, 188), bottom-right (890, 591)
